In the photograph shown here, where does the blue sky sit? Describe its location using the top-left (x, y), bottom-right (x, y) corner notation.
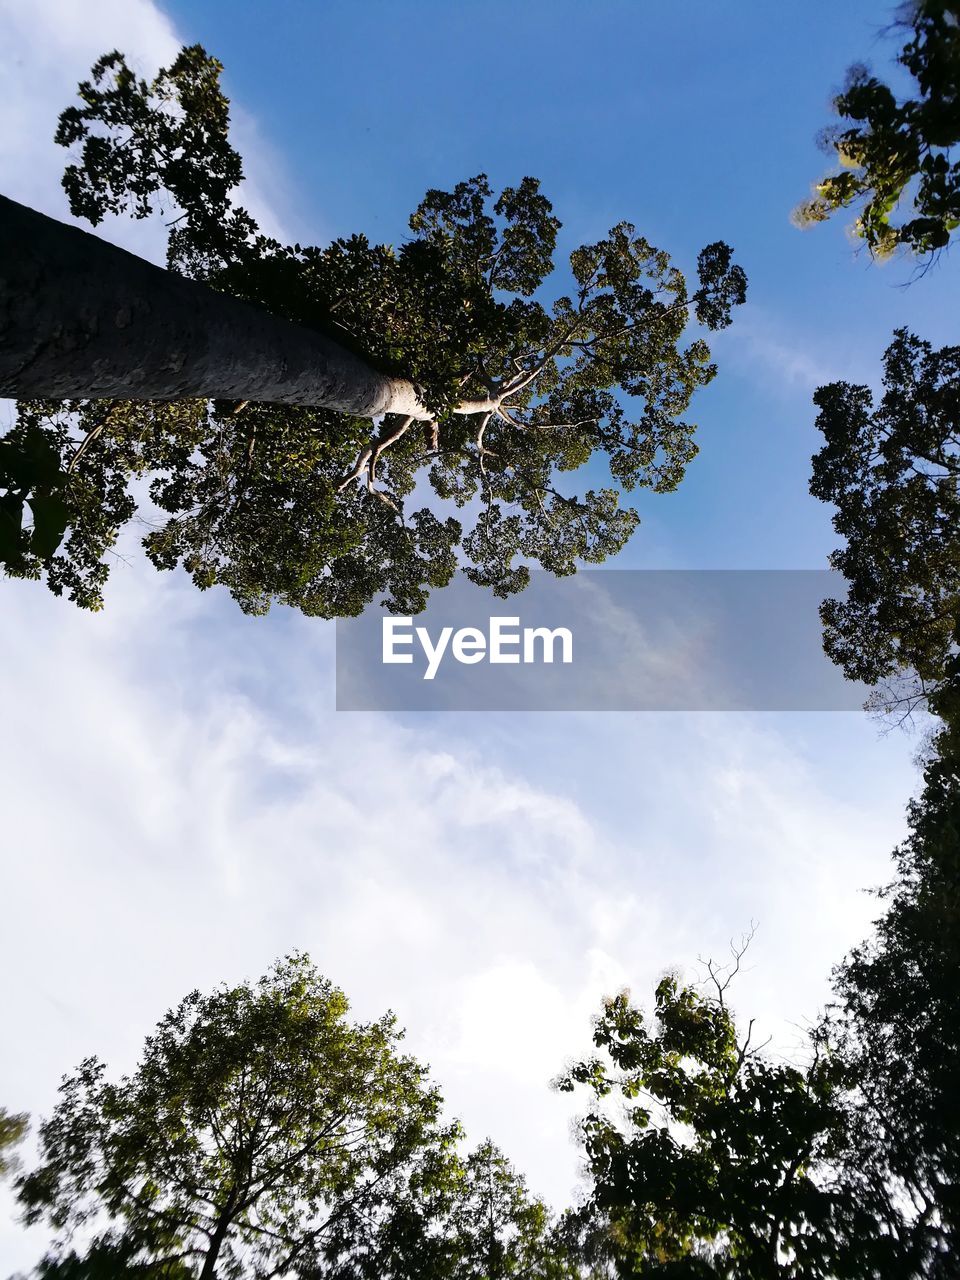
top-left (0, 0), bottom-right (951, 1269)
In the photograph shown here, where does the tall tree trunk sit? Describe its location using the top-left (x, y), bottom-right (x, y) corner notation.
top-left (0, 193), bottom-right (438, 418)
top-left (198, 1197), bottom-right (236, 1280)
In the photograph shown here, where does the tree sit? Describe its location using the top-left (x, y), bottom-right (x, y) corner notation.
top-left (556, 946), bottom-right (893, 1279)
top-left (314, 1138), bottom-right (582, 1280)
top-left (809, 328), bottom-right (960, 719)
top-left (822, 693), bottom-right (960, 1277)
top-left (1, 45), bottom-right (746, 616)
top-left (437, 1140), bottom-right (578, 1280)
top-left (15, 954), bottom-right (458, 1280)
top-left (795, 1), bottom-right (960, 259)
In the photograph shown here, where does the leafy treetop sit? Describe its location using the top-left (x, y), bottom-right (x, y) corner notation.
top-left (1, 45), bottom-right (746, 617)
top-left (810, 328), bottom-right (960, 719)
top-left (556, 946), bottom-right (894, 1278)
top-left (16, 954), bottom-right (455, 1280)
top-left (796, 1), bottom-right (960, 260)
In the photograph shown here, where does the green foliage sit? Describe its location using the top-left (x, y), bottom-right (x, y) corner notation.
top-left (16, 955), bottom-right (456, 1280)
top-left (5, 397), bottom-right (461, 616)
top-left (795, 1), bottom-right (960, 258)
top-left (13, 958), bottom-right (583, 1280)
top-left (0, 1106), bottom-right (29, 1181)
top-left (436, 1140), bottom-right (578, 1280)
top-left (4, 45), bottom-right (747, 617)
top-left (825, 732), bottom-right (960, 1275)
top-left (24, 1237), bottom-right (197, 1279)
top-left (0, 424), bottom-right (72, 577)
top-left (556, 967), bottom-right (887, 1278)
top-left (810, 328), bottom-right (960, 716)
top-left (54, 46), bottom-right (256, 279)
top-left (314, 1138), bottom-right (581, 1280)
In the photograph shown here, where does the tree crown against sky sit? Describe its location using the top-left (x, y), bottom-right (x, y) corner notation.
top-left (13, 955), bottom-right (582, 1280)
top-left (0, 44), bottom-right (746, 616)
top-left (16, 954), bottom-right (454, 1278)
top-left (810, 328), bottom-right (960, 720)
top-left (555, 946), bottom-right (896, 1280)
top-left (798, 0), bottom-right (960, 1241)
top-left (795, 0), bottom-right (960, 260)
top-left (824, 730), bottom-right (960, 1277)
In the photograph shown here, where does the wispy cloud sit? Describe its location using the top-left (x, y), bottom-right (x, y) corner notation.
top-left (716, 304), bottom-right (847, 395)
top-left (0, 551), bottom-right (915, 1268)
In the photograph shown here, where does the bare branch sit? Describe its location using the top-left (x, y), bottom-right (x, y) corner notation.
top-left (337, 415), bottom-right (414, 493)
top-left (698, 921), bottom-right (758, 1008)
top-left (67, 420), bottom-right (107, 474)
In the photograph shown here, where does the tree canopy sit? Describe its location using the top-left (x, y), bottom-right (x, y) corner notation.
top-left (16, 955), bottom-right (457, 1279)
top-left (0, 45), bottom-right (746, 616)
top-left (18, 938), bottom-right (960, 1280)
top-left (13, 956), bottom-right (583, 1280)
top-left (809, 327), bottom-right (960, 719)
top-left (555, 953), bottom-right (893, 1279)
top-left (795, 0), bottom-right (960, 259)
top-left (314, 1136), bottom-right (583, 1280)
top-left (823, 732), bottom-right (960, 1278)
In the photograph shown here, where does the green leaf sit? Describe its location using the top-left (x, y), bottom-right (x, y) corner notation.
top-left (28, 491), bottom-right (71, 558)
top-left (0, 492), bottom-right (25, 562)
top-left (0, 428), bottom-right (64, 489)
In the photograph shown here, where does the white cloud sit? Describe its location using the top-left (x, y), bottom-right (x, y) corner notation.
top-left (0, 557), bottom-right (917, 1269)
top-left (715, 304), bottom-right (848, 395)
top-left (0, 0), bottom-right (295, 262)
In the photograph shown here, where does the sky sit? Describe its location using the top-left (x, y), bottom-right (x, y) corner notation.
top-left (0, 0), bottom-right (955, 1271)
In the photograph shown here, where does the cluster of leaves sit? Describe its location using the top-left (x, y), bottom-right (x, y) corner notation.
top-left (824, 735), bottom-right (960, 1278)
top-left (5, 398), bottom-right (461, 616)
top-left (17, 955), bottom-right (450, 1278)
top-left (2, 45), bottom-right (746, 617)
top-left (13, 955), bottom-right (580, 1280)
top-left (796, 1), bottom-right (960, 258)
top-left (0, 424), bottom-right (73, 576)
top-left (810, 328), bottom-right (960, 718)
top-left (315, 1137), bottom-right (584, 1280)
top-left (556, 964), bottom-right (892, 1279)
top-left (54, 46), bottom-right (257, 279)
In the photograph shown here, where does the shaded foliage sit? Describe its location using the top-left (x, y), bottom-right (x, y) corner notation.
top-left (823, 668), bottom-right (960, 1277)
top-left (311, 1137), bottom-right (582, 1280)
top-left (1, 45), bottom-right (746, 616)
top-left (796, 1), bottom-right (960, 259)
top-left (557, 967), bottom-right (897, 1278)
top-left (15, 955), bottom-right (456, 1280)
top-left (23, 1237), bottom-right (196, 1280)
top-left (810, 328), bottom-right (960, 718)
top-left (0, 424), bottom-right (74, 575)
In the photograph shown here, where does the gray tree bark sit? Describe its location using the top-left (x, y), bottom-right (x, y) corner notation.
top-left (0, 193), bottom-right (484, 420)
